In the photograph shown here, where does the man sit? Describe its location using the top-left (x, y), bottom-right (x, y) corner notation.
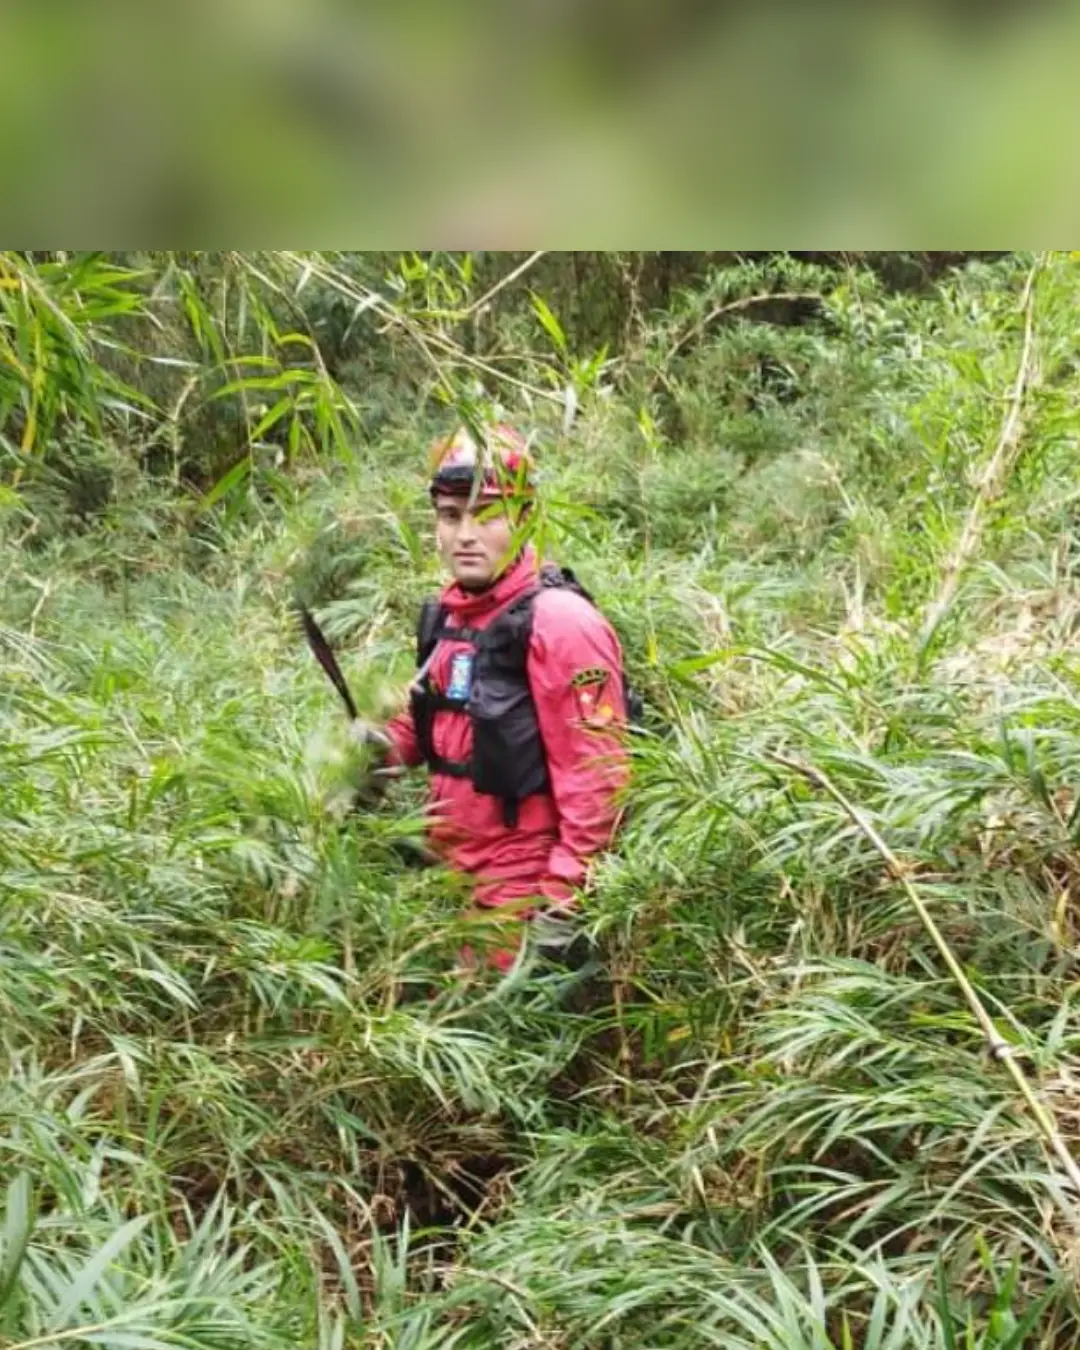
top-left (375, 423), bottom-right (629, 972)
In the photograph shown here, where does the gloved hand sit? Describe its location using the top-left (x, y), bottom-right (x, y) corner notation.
top-left (347, 719), bottom-right (392, 752)
top-left (345, 719), bottom-right (400, 809)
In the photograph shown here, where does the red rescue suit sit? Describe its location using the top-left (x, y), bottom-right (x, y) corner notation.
top-left (385, 549), bottom-right (628, 946)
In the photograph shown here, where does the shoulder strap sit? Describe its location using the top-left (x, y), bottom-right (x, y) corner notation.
top-left (421, 571), bottom-right (600, 668)
top-left (537, 561), bottom-right (596, 607)
top-left (416, 598), bottom-right (444, 667)
top-left (480, 587), bottom-right (539, 656)
top-left (492, 564), bottom-right (605, 657)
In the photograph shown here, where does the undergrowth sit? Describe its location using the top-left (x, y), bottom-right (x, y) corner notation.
top-left (3, 250), bottom-right (1080, 1348)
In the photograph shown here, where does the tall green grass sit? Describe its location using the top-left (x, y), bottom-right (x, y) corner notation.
top-left (3, 250), bottom-right (1080, 1348)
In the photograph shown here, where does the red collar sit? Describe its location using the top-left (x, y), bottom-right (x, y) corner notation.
top-left (440, 548), bottom-right (539, 626)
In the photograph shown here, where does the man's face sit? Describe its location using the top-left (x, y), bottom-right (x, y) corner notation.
top-left (434, 493), bottom-right (518, 589)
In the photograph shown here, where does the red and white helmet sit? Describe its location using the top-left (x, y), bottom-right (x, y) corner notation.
top-left (428, 423), bottom-right (535, 501)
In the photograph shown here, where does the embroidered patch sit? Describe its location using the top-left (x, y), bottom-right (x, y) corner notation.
top-left (571, 666), bottom-right (610, 689)
top-left (571, 666), bottom-right (613, 724)
top-left (446, 651), bottom-right (474, 701)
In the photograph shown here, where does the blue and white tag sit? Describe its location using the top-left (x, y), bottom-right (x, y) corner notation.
top-left (446, 651), bottom-right (474, 701)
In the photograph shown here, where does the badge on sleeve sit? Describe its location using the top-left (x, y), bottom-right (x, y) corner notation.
top-left (571, 666), bottom-right (614, 726)
top-left (446, 651), bottom-right (474, 701)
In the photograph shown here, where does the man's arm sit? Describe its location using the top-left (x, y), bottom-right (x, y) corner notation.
top-left (382, 705), bottom-right (424, 768)
top-left (527, 590), bottom-right (630, 906)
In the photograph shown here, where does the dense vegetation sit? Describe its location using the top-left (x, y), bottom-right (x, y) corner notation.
top-left (3, 250), bottom-right (1080, 1349)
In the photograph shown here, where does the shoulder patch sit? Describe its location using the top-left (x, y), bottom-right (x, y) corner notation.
top-left (570, 666), bottom-right (615, 726)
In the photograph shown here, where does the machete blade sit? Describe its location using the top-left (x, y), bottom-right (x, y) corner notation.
top-left (296, 601), bottom-right (359, 723)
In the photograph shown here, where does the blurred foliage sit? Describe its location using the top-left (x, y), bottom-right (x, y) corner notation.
top-left (2, 1), bottom-right (1079, 238)
top-left (5, 250), bottom-right (1080, 1348)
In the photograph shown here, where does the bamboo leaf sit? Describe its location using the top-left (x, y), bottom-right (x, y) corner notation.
top-left (0, 1175), bottom-right (35, 1311)
top-left (530, 292), bottom-right (567, 356)
top-left (198, 456), bottom-right (251, 511)
top-left (45, 1216), bottom-right (151, 1329)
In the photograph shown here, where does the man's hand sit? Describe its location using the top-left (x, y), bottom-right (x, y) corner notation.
top-left (348, 719), bottom-right (393, 752)
top-left (346, 719), bottom-right (403, 809)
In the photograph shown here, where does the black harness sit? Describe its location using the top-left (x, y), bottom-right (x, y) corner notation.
top-left (411, 566), bottom-right (615, 827)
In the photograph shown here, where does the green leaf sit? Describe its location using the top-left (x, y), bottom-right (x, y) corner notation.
top-left (198, 456), bottom-right (251, 511)
top-left (250, 397), bottom-right (295, 441)
top-left (0, 1174), bottom-right (35, 1311)
top-left (530, 292), bottom-right (567, 355)
top-left (46, 1214), bottom-right (151, 1329)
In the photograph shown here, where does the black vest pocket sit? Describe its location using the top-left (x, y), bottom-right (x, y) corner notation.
top-left (469, 674), bottom-right (549, 802)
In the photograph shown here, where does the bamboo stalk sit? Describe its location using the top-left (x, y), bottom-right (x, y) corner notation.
top-left (766, 749), bottom-right (1080, 1224)
top-left (666, 290), bottom-right (824, 363)
top-left (462, 250), bottom-right (547, 317)
top-left (918, 258), bottom-right (1043, 659)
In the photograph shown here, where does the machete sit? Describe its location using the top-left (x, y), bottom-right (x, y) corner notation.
top-left (297, 603), bottom-right (359, 722)
top-left (297, 599), bottom-right (430, 867)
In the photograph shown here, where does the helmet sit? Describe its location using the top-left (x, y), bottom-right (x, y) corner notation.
top-left (428, 423), bottom-right (535, 501)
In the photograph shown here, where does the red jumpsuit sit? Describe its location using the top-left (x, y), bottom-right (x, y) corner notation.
top-left (385, 549), bottom-right (628, 964)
